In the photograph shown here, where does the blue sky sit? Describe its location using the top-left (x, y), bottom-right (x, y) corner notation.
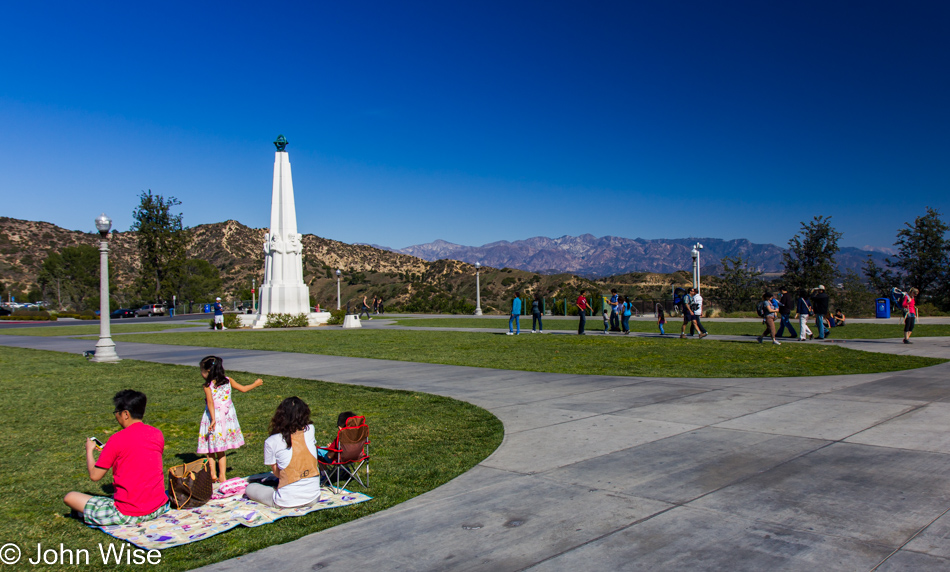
top-left (2, 1), bottom-right (948, 251)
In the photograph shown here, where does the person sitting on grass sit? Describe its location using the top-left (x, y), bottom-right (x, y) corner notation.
top-left (244, 396), bottom-right (324, 508)
top-left (833, 309), bottom-right (846, 327)
top-left (63, 390), bottom-right (170, 526)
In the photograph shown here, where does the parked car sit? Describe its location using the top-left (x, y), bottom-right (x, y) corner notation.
top-left (110, 308), bottom-right (136, 319)
top-left (135, 304), bottom-right (166, 317)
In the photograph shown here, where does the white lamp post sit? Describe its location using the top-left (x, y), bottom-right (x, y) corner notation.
top-left (474, 262), bottom-right (483, 316)
top-left (90, 213), bottom-right (120, 363)
top-left (691, 242), bottom-right (704, 293)
top-left (336, 269), bottom-right (342, 310)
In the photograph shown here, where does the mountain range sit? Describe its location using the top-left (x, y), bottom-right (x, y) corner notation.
top-left (378, 235), bottom-right (887, 278)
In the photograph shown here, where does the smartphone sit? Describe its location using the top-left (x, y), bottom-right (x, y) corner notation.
top-left (89, 437), bottom-right (104, 450)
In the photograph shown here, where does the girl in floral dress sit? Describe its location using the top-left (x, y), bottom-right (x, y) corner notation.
top-left (197, 356), bottom-right (263, 483)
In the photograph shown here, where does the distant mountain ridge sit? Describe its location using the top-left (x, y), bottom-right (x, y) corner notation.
top-left (389, 235), bottom-right (886, 278)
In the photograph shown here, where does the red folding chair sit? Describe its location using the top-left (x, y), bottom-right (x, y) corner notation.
top-left (319, 416), bottom-right (370, 493)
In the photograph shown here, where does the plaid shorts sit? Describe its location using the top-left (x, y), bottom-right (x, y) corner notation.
top-left (84, 497), bottom-right (170, 527)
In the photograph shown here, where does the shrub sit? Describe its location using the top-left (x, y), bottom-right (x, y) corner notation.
top-left (326, 308), bottom-right (347, 325)
top-left (224, 313), bottom-right (241, 329)
top-left (264, 313), bottom-right (310, 328)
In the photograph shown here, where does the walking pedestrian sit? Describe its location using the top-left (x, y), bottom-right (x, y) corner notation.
top-left (757, 292), bottom-right (781, 345)
top-left (531, 293), bottom-right (544, 333)
top-left (903, 288), bottom-right (919, 344)
top-left (811, 286), bottom-right (830, 339)
top-left (576, 290), bottom-right (589, 335)
top-left (656, 305), bottom-right (666, 335)
top-left (621, 296), bottom-right (632, 334)
top-left (213, 297), bottom-right (225, 331)
top-left (359, 295), bottom-right (372, 320)
top-left (508, 292), bottom-right (521, 335)
top-left (607, 289), bottom-right (620, 332)
top-left (796, 289), bottom-right (814, 341)
top-left (775, 285), bottom-right (797, 339)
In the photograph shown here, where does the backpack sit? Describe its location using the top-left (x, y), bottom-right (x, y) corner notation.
top-left (889, 287), bottom-right (907, 312)
top-left (756, 300), bottom-right (770, 318)
top-left (673, 287), bottom-right (689, 312)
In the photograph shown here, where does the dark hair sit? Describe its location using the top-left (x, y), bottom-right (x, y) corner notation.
top-left (337, 411), bottom-right (356, 427)
top-left (514, 291), bottom-right (520, 297)
top-left (113, 389), bottom-right (147, 420)
top-left (269, 397), bottom-right (313, 449)
top-left (797, 289), bottom-right (808, 298)
top-left (534, 292), bottom-right (540, 301)
top-left (611, 289), bottom-right (617, 294)
top-left (199, 355), bottom-right (229, 387)
top-left (762, 292), bottom-right (772, 300)
top-left (780, 285), bottom-right (788, 291)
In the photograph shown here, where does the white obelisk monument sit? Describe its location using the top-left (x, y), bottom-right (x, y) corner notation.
top-left (248, 135), bottom-right (329, 328)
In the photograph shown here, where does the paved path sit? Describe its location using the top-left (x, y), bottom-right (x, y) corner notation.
top-left (2, 332), bottom-right (950, 570)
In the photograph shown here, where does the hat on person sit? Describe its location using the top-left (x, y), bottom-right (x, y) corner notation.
top-left (216, 297), bottom-right (221, 300)
top-left (817, 285), bottom-right (825, 290)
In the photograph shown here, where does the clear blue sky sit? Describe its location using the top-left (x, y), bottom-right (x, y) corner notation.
top-left (2, 1), bottom-right (948, 251)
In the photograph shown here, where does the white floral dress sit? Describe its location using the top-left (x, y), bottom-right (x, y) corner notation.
top-left (196, 379), bottom-right (246, 454)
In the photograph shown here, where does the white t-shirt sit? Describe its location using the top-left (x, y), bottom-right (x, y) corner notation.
top-left (263, 425), bottom-right (323, 507)
top-left (692, 294), bottom-right (703, 315)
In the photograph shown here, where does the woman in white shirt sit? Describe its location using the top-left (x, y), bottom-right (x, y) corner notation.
top-left (244, 397), bottom-right (324, 508)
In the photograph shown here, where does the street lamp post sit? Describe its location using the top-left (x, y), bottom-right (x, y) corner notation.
top-left (336, 269), bottom-right (342, 310)
top-left (474, 262), bottom-right (483, 316)
top-left (691, 242), bottom-right (704, 293)
top-left (90, 213), bottom-right (120, 363)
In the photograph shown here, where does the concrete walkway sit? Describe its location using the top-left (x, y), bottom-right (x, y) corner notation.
top-left (2, 332), bottom-right (950, 570)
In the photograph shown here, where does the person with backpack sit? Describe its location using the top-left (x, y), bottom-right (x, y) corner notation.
top-left (775, 286), bottom-right (797, 339)
top-left (680, 288), bottom-right (707, 339)
top-left (608, 289), bottom-right (621, 332)
top-left (757, 292), bottom-right (781, 345)
top-left (811, 286), bottom-right (831, 339)
top-left (902, 288), bottom-right (919, 344)
top-left (796, 289), bottom-right (814, 341)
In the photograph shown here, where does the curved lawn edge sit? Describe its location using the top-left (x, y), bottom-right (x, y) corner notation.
top-left (0, 347), bottom-right (503, 572)
top-left (115, 329), bottom-right (946, 378)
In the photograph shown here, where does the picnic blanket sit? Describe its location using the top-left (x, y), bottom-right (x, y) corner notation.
top-left (91, 488), bottom-right (372, 550)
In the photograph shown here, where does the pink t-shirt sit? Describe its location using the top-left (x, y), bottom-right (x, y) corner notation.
top-left (903, 296), bottom-right (916, 315)
top-left (95, 422), bottom-right (167, 516)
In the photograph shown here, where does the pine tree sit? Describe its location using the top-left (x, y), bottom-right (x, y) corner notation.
top-left (131, 191), bottom-right (188, 303)
top-left (889, 207), bottom-right (949, 299)
top-left (782, 216), bottom-right (843, 292)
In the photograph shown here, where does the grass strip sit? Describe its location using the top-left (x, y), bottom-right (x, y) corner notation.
top-left (391, 317), bottom-right (950, 339)
top-left (0, 347), bottom-right (502, 571)
top-left (0, 323), bottom-right (206, 337)
top-left (118, 329), bottom-right (944, 378)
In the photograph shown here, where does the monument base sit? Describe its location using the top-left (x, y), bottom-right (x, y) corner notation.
top-left (342, 315), bottom-right (362, 329)
top-left (239, 312), bottom-right (331, 329)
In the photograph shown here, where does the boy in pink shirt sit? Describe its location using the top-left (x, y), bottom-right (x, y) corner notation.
top-left (64, 390), bottom-right (169, 525)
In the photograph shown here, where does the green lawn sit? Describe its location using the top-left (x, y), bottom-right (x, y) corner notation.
top-left (391, 317), bottom-right (950, 339)
top-left (118, 329), bottom-right (944, 378)
top-left (0, 347), bottom-right (502, 571)
top-left (0, 322), bottom-right (206, 337)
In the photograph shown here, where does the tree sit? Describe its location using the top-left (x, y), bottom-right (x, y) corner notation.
top-left (131, 191), bottom-right (189, 303)
top-left (174, 259), bottom-right (222, 303)
top-left (862, 254), bottom-right (898, 297)
top-left (888, 207), bottom-right (949, 299)
top-left (716, 255), bottom-right (763, 312)
top-left (834, 270), bottom-right (876, 317)
top-left (37, 245), bottom-right (102, 310)
top-left (782, 216), bottom-right (843, 293)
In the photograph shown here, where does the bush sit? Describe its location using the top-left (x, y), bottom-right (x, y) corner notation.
top-left (326, 308), bottom-right (347, 325)
top-left (264, 313), bottom-right (310, 328)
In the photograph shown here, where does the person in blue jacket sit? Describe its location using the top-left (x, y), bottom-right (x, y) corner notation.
top-left (508, 292), bottom-right (522, 335)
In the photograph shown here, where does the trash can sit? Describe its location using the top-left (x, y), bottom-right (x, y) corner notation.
top-left (875, 298), bottom-right (890, 319)
top-left (203, 304), bottom-right (211, 314)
